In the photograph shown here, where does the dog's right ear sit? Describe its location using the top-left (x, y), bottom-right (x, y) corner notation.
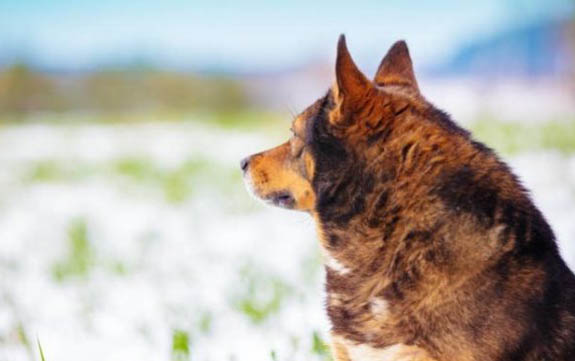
top-left (331, 35), bottom-right (373, 126)
top-left (374, 40), bottom-right (419, 92)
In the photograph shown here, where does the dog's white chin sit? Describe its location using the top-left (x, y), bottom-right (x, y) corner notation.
top-left (242, 174), bottom-right (294, 209)
top-left (242, 174), bottom-right (271, 207)
top-left (242, 174), bottom-right (259, 199)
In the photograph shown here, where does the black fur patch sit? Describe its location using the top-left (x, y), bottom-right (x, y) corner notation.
top-left (424, 105), bottom-right (470, 137)
top-left (309, 91), bottom-right (375, 227)
top-left (497, 258), bottom-right (575, 361)
top-left (434, 165), bottom-right (499, 227)
top-left (327, 233), bottom-right (342, 248)
top-left (374, 189), bottom-right (390, 211)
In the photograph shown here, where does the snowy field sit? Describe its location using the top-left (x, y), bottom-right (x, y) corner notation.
top-left (0, 120), bottom-right (574, 361)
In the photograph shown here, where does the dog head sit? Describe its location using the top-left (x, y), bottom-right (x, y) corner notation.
top-left (241, 35), bottom-right (424, 216)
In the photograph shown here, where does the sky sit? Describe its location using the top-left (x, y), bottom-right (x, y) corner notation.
top-left (0, 0), bottom-right (573, 72)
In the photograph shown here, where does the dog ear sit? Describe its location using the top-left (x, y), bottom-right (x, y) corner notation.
top-left (374, 40), bottom-right (419, 92)
top-left (332, 35), bottom-right (372, 125)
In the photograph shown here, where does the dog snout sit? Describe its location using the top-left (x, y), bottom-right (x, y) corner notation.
top-left (240, 156), bottom-right (251, 172)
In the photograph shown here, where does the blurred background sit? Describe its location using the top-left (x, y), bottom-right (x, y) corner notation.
top-left (1, 1), bottom-right (575, 360)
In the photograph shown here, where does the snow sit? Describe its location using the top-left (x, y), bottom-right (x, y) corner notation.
top-left (0, 122), bottom-right (573, 361)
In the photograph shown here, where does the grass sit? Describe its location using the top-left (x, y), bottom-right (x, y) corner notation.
top-left (51, 218), bottom-right (129, 281)
top-left (233, 265), bottom-right (292, 324)
top-left (18, 117), bottom-right (575, 206)
top-left (23, 156), bottom-right (250, 206)
top-left (113, 158), bottom-right (159, 182)
top-left (270, 350), bottom-right (278, 361)
top-left (470, 118), bottom-right (575, 155)
top-left (235, 279), bottom-right (288, 324)
top-left (113, 157), bottom-right (244, 204)
top-left (25, 160), bottom-right (66, 182)
top-left (205, 110), bottom-right (286, 131)
top-left (52, 218), bottom-right (94, 281)
top-left (0, 65), bottom-right (251, 118)
top-left (311, 331), bottom-right (332, 360)
top-left (171, 329), bottom-right (191, 361)
top-left (23, 160), bottom-right (95, 183)
top-left (37, 338), bottom-right (47, 361)
top-left (197, 312), bottom-right (213, 335)
top-left (0, 109), bottom-right (288, 131)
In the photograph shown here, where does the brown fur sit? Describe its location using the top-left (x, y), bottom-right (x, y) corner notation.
top-left (241, 35), bottom-right (575, 361)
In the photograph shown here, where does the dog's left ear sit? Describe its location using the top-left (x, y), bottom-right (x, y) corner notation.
top-left (374, 40), bottom-right (419, 92)
top-left (331, 35), bottom-right (373, 125)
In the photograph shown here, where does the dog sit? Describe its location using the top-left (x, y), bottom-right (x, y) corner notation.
top-left (241, 35), bottom-right (575, 361)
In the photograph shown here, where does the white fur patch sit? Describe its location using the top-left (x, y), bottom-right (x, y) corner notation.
top-left (334, 336), bottom-right (429, 361)
top-left (323, 252), bottom-right (351, 275)
top-left (369, 297), bottom-right (389, 317)
top-left (242, 173), bottom-right (274, 208)
top-left (331, 293), bottom-right (342, 303)
top-left (241, 173), bottom-right (258, 199)
top-left (347, 343), bottom-right (403, 361)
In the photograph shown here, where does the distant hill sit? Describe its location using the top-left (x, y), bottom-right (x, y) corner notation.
top-left (431, 18), bottom-right (574, 79)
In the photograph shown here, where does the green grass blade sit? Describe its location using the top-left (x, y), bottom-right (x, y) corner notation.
top-left (37, 337), bottom-right (47, 361)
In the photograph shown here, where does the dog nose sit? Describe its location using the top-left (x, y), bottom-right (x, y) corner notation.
top-left (240, 157), bottom-right (250, 172)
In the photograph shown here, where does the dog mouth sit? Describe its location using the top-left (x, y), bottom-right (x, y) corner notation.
top-left (265, 191), bottom-right (295, 209)
top-left (242, 174), bottom-right (295, 209)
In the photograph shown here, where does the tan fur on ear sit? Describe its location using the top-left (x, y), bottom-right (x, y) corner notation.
top-left (374, 40), bottom-right (419, 91)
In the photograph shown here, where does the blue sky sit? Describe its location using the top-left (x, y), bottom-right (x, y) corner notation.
top-left (0, 0), bottom-right (573, 71)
